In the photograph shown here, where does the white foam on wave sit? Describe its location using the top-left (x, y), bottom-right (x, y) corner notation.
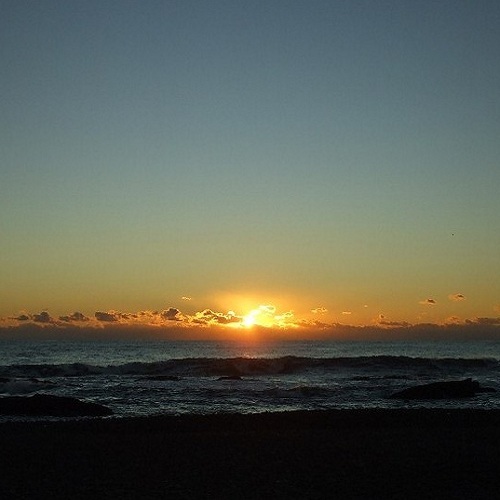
top-left (0, 356), bottom-right (498, 380)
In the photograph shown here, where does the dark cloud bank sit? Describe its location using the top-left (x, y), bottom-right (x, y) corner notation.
top-left (1, 308), bottom-right (499, 341)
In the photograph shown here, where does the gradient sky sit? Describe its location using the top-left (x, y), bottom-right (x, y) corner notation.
top-left (1, 1), bottom-right (499, 337)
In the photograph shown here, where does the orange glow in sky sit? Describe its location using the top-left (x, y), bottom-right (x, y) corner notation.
top-left (1, 2), bottom-right (500, 342)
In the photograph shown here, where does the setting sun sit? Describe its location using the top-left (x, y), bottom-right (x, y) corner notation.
top-left (237, 304), bottom-right (296, 329)
top-left (2, 2), bottom-right (500, 497)
top-left (242, 311), bottom-right (258, 328)
top-left (0, 2), bottom-right (498, 342)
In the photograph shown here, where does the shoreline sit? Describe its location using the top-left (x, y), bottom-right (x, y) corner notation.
top-left (2, 406), bottom-right (500, 429)
top-left (1, 409), bottom-right (499, 499)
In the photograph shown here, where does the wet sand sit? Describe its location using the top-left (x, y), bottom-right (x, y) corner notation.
top-left (1, 409), bottom-right (499, 499)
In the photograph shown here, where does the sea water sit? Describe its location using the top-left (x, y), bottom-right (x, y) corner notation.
top-left (1, 339), bottom-right (499, 418)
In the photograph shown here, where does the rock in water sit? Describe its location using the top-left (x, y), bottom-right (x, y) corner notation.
top-left (0, 394), bottom-right (113, 416)
top-left (390, 378), bottom-right (495, 400)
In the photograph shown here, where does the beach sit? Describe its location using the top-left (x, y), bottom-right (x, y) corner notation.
top-left (1, 409), bottom-right (499, 499)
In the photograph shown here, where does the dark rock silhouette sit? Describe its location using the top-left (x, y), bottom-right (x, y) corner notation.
top-left (0, 394), bottom-right (113, 416)
top-left (218, 375), bottom-right (243, 381)
top-left (390, 378), bottom-right (496, 400)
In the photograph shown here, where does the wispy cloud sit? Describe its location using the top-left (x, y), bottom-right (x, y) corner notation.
top-left (274, 310), bottom-right (295, 324)
top-left (373, 314), bottom-right (411, 328)
top-left (378, 320), bottom-right (411, 328)
top-left (465, 317), bottom-right (500, 326)
top-left (448, 293), bottom-right (466, 302)
top-left (12, 313), bottom-right (31, 321)
top-left (311, 307), bottom-right (328, 314)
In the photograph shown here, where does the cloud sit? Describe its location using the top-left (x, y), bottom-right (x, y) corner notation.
top-left (2, 298), bottom-right (499, 342)
top-left (59, 311), bottom-right (90, 322)
top-left (193, 309), bottom-right (241, 325)
top-left (466, 317), bottom-right (500, 326)
top-left (32, 311), bottom-right (53, 323)
top-left (259, 305), bottom-right (276, 314)
top-left (419, 298), bottom-right (436, 306)
top-left (274, 310), bottom-right (295, 323)
top-left (448, 293), bottom-right (466, 302)
top-left (181, 296), bottom-right (192, 301)
top-left (296, 318), bottom-right (331, 329)
top-left (12, 314), bottom-right (31, 321)
top-left (240, 305), bottom-right (296, 328)
top-left (311, 307), bottom-right (328, 314)
top-left (378, 320), bottom-right (412, 328)
top-left (1, 309), bottom-right (499, 341)
top-left (95, 311), bottom-right (119, 322)
top-left (161, 307), bottom-right (183, 321)
top-left (118, 312), bottom-right (137, 320)
top-left (373, 314), bottom-right (411, 328)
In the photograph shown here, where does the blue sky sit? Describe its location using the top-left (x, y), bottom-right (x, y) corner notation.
top-left (1, 0), bottom-right (499, 334)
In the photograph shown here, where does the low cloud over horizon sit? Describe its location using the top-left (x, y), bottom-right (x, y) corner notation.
top-left (1, 305), bottom-right (499, 341)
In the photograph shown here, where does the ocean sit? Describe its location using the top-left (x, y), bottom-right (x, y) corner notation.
top-left (1, 339), bottom-right (499, 419)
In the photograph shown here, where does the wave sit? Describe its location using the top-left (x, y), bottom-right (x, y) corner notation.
top-left (0, 355), bottom-right (498, 379)
top-left (0, 378), bottom-right (56, 395)
top-left (1, 356), bottom-right (498, 379)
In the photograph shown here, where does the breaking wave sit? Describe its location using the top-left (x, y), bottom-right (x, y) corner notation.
top-left (0, 355), bottom-right (498, 379)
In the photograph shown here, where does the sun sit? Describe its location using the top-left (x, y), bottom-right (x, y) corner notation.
top-left (217, 297), bottom-right (298, 330)
top-left (240, 305), bottom-right (279, 328)
top-left (242, 310), bottom-right (258, 328)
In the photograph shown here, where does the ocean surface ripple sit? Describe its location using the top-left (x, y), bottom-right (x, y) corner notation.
top-left (1, 340), bottom-right (499, 419)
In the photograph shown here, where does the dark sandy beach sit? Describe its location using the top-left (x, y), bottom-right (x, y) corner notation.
top-left (1, 409), bottom-right (499, 499)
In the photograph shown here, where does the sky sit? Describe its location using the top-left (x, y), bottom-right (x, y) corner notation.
top-left (1, 0), bottom-right (499, 339)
